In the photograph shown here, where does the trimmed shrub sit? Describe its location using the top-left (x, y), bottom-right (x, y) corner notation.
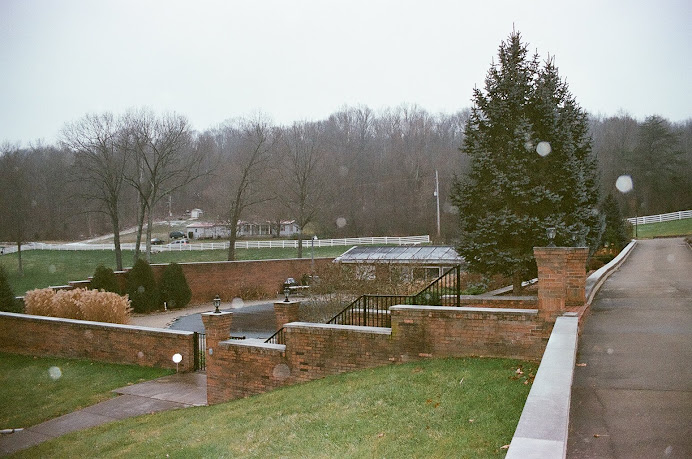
top-left (126, 259), bottom-right (160, 313)
top-left (0, 265), bottom-right (22, 313)
top-left (159, 263), bottom-right (192, 310)
top-left (91, 265), bottom-right (121, 293)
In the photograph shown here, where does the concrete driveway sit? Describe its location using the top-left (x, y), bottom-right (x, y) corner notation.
top-left (567, 238), bottom-right (692, 458)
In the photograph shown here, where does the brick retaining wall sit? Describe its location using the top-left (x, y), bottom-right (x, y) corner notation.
top-left (0, 312), bottom-right (195, 371)
top-left (204, 305), bottom-right (546, 403)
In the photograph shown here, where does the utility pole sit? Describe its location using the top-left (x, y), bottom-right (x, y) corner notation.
top-left (168, 195), bottom-right (172, 217)
top-left (434, 169), bottom-right (441, 240)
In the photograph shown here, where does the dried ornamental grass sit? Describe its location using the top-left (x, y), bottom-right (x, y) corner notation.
top-left (23, 287), bottom-right (131, 324)
top-left (53, 289), bottom-right (85, 320)
top-left (24, 288), bottom-right (57, 317)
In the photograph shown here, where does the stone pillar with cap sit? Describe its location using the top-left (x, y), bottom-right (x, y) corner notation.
top-left (201, 311), bottom-right (233, 351)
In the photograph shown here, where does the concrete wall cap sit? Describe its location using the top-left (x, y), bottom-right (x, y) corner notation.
top-left (389, 305), bottom-right (538, 315)
top-left (284, 321), bottom-right (392, 334)
top-left (0, 312), bottom-right (194, 336)
top-left (221, 340), bottom-right (286, 351)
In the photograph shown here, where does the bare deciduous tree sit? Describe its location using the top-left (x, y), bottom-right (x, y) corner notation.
top-left (62, 113), bottom-right (128, 270)
top-left (278, 121), bottom-right (326, 258)
top-left (221, 115), bottom-right (277, 261)
top-left (123, 109), bottom-right (204, 261)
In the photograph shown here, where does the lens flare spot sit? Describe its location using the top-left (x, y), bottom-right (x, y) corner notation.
top-left (231, 297), bottom-right (245, 308)
top-left (536, 141), bottom-right (552, 157)
top-left (137, 286), bottom-right (145, 294)
top-left (48, 366), bottom-right (62, 380)
top-left (48, 264), bottom-right (57, 274)
top-left (615, 175), bottom-right (633, 193)
top-left (336, 217), bottom-right (347, 228)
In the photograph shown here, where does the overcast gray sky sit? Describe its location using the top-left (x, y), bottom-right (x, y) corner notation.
top-left (1, 0), bottom-right (690, 146)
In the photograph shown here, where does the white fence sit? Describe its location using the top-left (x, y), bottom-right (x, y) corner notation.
top-left (3, 235), bottom-right (431, 254)
top-left (626, 210), bottom-right (692, 226)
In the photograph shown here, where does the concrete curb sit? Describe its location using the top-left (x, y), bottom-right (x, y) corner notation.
top-left (506, 242), bottom-right (637, 458)
top-left (506, 315), bottom-right (579, 458)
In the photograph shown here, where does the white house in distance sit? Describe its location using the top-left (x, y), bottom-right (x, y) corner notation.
top-left (190, 208), bottom-right (204, 220)
top-left (186, 219), bottom-right (301, 240)
top-left (186, 222), bottom-right (231, 240)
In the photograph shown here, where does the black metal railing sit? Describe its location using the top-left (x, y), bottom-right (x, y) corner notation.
top-left (194, 332), bottom-right (206, 371)
top-left (265, 327), bottom-right (285, 345)
top-left (326, 265), bottom-right (463, 329)
top-left (411, 265), bottom-right (461, 307)
top-left (264, 265), bottom-right (463, 342)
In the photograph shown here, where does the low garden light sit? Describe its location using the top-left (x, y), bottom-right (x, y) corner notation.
top-left (546, 227), bottom-right (556, 247)
top-left (284, 287), bottom-right (290, 302)
top-left (172, 353), bottom-right (182, 373)
top-left (213, 295), bottom-right (221, 313)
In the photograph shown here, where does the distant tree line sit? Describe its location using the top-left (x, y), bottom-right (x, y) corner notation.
top-left (0, 105), bottom-right (690, 266)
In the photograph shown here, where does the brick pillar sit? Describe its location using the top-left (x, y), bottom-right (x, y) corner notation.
top-left (274, 300), bottom-right (300, 330)
top-left (534, 247), bottom-right (587, 322)
top-left (201, 311), bottom-right (233, 351)
top-left (565, 248), bottom-right (588, 306)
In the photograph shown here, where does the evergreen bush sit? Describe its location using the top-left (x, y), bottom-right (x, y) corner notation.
top-left (91, 265), bottom-right (121, 293)
top-left (159, 263), bottom-right (192, 310)
top-left (126, 259), bottom-right (160, 313)
top-left (0, 265), bottom-right (22, 313)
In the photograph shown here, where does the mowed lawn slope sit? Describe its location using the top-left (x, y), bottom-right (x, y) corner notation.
top-left (0, 353), bottom-right (172, 428)
top-left (15, 357), bottom-right (534, 458)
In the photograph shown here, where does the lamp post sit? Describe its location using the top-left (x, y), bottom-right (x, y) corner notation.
top-left (546, 227), bottom-right (556, 247)
top-left (311, 235), bottom-right (317, 273)
top-left (213, 295), bottom-right (221, 313)
top-left (284, 287), bottom-right (290, 302)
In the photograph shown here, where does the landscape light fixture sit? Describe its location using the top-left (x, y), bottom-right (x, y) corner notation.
top-left (284, 287), bottom-right (290, 302)
top-left (546, 227), bottom-right (556, 247)
top-left (213, 295), bottom-right (221, 313)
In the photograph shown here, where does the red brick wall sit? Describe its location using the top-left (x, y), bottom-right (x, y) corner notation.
top-left (390, 306), bottom-right (546, 361)
top-left (95, 258), bottom-right (333, 304)
top-left (204, 306), bottom-right (547, 404)
top-left (534, 247), bottom-right (588, 320)
top-left (444, 295), bottom-right (538, 309)
top-left (0, 312), bottom-right (195, 371)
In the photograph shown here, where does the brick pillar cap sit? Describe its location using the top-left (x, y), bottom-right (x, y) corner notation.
top-left (202, 311), bottom-right (233, 318)
top-left (274, 300), bottom-right (301, 306)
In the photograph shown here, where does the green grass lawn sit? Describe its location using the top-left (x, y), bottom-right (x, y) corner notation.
top-left (0, 353), bottom-right (172, 429)
top-left (0, 246), bottom-right (350, 297)
top-left (631, 217), bottom-right (692, 238)
top-left (15, 357), bottom-right (533, 458)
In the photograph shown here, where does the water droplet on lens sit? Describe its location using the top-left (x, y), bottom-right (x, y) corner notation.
top-left (48, 264), bottom-right (57, 274)
top-left (231, 297), bottom-right (244, 308)
top-left (536, 141), bottom-right (552, 157)
top-left (48, 366), bottom-right (62, 380)
top-left (615, 175), bottom-right (633, 193)
top-left (137, 286), bottom-right (145, 294)
top-left (336, 217), bottom-right (347, 228)
top-left (607, 348), bottom-right (614, 355)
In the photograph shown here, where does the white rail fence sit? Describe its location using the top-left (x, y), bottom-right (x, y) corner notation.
top-left (626, 210), bottom-right (692, 226)
top-left (3, 235), bottom-right (431, 254)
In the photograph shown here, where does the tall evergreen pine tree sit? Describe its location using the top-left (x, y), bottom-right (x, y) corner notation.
top-left (450, 31), bottom-right (601, 291)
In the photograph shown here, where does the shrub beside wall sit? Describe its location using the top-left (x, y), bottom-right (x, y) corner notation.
top-left (0, 266), bottom-right (21, 313)
top-left (24, 288), bottom-right (131, 324)
top-left (160, 263), bottom-right (192, 309)
top-left (91, 265), bottom-right (121, 293)
top-left (126, 259), bottom-right (160, 313)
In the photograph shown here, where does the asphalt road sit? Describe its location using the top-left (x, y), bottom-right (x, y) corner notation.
top-left (168, 302), bottom-right (277, 339)
top-left (567, 238), bottom-right (692, 458)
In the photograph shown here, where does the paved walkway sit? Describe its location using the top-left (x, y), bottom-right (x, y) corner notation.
top-left (0, 372), bottom-right (206, 456)
top-left (568, 238), bottom-right (692, 458)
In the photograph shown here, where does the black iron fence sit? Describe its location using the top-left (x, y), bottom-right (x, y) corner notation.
top-left (326, 265), bottom-right (463, 329)
top-left (194, 332), bottom-right (206, 371)
top-left (265, 327), bottom-right (285, 345)
top-left (264, 265), bottom-right (463, 343)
